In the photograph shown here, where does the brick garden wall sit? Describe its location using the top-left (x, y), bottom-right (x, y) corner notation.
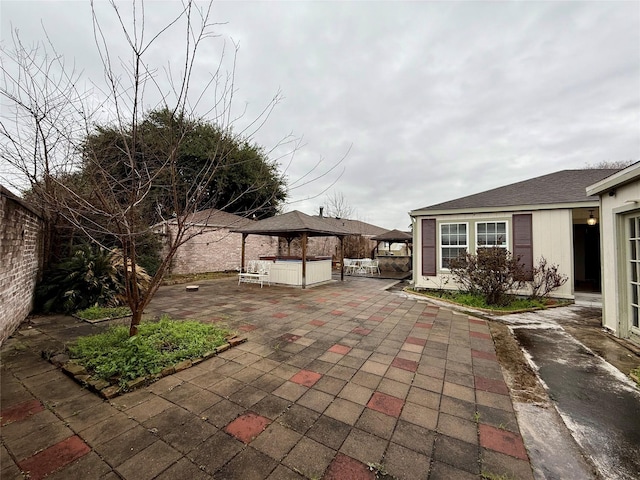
top-left (0, 187), bottom-right (44, 344)
top-left (166, 225), bottom-right (279, 275)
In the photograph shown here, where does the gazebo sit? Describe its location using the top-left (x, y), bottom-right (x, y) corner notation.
top-left (231, 210), bottom-right (351, 288)
top-left (371, 229), bottom-right (413, 274)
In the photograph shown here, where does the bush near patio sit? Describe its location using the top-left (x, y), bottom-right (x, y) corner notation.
top-left (447, 249), bottom-right (568, 307)
top-left (67, 317), bottom-right (232, 386)
top-left (448, 248), bottom-right (526, 306)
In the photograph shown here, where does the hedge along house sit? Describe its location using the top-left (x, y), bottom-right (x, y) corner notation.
top-left (587, 162), bottom-right (640, 345)
top-left (409, 169), bottom-right (619, 299)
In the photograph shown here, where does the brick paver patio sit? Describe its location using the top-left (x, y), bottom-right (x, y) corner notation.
top-left (1, 275), bottom-right (534, 479)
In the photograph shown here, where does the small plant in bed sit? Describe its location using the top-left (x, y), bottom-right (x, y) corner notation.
top-left (75, 305), bottom-right (132, 321)
top-left (409, 289), bottom-right (550, 312)
top-left (68, 316), bottom-right (232, 385)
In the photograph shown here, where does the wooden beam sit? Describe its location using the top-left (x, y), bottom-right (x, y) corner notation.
top-left (301, 232), bottom-right (307, 289)
top-left (340, 236), bottom-right (344, 282)
top-left (241, 233), bottom-right (247, 272)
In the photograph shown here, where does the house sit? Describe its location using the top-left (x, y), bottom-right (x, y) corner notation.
top-left (586, 162), bottom-right (640, 346)
top-left (159, 208), bottom-right (278, 275)
top-left (409, 169), bottom-right (619, 299)
top-left (284, 210), bottom-right (389, 260)
top-left (159, 206), bottom-right (390, 275)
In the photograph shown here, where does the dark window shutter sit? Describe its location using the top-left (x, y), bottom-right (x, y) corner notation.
top-left (513, 214), bottom-right (533, 280)
top-left (422, 219), bottom-right (436, 276)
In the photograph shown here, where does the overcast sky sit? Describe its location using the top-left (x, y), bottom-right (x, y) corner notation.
top-left (2, 1), bottom-right (639, 230)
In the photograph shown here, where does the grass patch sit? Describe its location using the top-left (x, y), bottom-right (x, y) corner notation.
top-left (631, 366), bottom-right (640, 386)
top-left (162, 271), bottom-right (236, 285)
top-left (68, 316), bottom-right (232, 383)
top-left (75, 305), bottom-right (132, 320)
top-left (406, 288), bottom-right (565, 312)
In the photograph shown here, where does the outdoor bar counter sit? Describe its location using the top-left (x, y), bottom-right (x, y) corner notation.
top-left (260, 256), bottom-right (333, 287)
top-left (375, 254), bottom-right (412, 273)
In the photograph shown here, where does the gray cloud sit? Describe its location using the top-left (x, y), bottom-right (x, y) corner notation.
top-left (2, 1), bottom-right (638, 230)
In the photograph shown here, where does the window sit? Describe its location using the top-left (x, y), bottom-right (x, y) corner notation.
top-left (629, 216), bottom-right (640, 332)
top-left (476, 221), bottom-right (507, 249)
top-left (440, 223), bottom-right (468, 269)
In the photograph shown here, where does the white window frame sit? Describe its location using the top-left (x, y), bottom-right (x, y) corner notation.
top-left (439, 222), bottom-right (468, 270)
top-left (475, 221), bottom-right (508, 250)
top-left (627, 215), bottom-right (640, 336)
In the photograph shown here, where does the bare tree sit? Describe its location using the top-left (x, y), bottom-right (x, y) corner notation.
top-left (323, 191), bottom-right (355, 219)
top-left (1, 0), bottom-right (340, 336)
top-left (584, 160), bottom-right (636, 169)
top-left (0, 27), bottom-right (93, 265)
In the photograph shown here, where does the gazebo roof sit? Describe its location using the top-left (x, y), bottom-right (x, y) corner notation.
top-left (371, 229), bottom-right (413, 242)
top-left (231, 210), bottom-right (350, 237)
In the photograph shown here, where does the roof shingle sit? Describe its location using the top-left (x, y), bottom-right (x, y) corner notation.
top-left (412, 169), bottom-right (618, 212)
top-left (231, 210), bottom-right (351, 236)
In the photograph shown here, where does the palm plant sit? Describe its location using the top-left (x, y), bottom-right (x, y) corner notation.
top-left (36, 245), bottom-right (149, 313)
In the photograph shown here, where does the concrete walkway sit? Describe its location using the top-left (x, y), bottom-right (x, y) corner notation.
top-left (2, 276), bottom-right (534, 480)
top-left (499, 305), bottom-right (640, 480)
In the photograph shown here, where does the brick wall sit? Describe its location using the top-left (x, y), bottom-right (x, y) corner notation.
top-left (166, 225), bottom-right (279, 275)
top-left (278, 236), bottom-right (378, 259)
top-left (164, 226), bottom-right (380, 275)
top-left (0, 187), bottom-right (44, 344)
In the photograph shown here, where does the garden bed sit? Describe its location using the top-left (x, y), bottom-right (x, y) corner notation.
top-left (46, 317), bottom-right (246, 399)
top-left (73, 306), bottom-right (132, 324)
top-left (404, 287), bottom-right (571, 314)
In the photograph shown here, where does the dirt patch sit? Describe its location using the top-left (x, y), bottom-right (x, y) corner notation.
top-left (488, 320), bottom-right (549, 405)
top-left (162, 271), bottom-right (236, 285)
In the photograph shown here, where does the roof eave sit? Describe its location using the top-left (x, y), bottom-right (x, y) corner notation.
top-left (409, 201), bottom-right (600, 217)
top-left (586, 163), bottom-right (640, 196)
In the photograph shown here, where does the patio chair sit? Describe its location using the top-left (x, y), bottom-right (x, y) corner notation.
top-left (365, 259), bottom-right (380, 275)
top-left (344, 258), bottom-right (358, 275)
top-left (358, 258), bottom-right (372, 275)
top-left (238, 260), bottom-right (271, 287)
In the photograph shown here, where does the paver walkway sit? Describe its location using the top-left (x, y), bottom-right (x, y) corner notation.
top-left (1, 276), bottom-right (534, 479)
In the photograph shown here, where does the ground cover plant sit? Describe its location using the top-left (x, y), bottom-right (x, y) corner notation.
top-left (407, 288), bottom-right (554, 312)
top-left (75, 305), bottom-right (132, 321)
top-left (68, 317), bottom-right (232, 385)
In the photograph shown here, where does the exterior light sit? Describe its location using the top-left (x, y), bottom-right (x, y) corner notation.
top-left (587, 210), bottom-right (597, 226)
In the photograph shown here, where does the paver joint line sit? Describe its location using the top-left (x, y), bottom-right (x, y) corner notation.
top-left (2, 277), bottom-right (537, 480)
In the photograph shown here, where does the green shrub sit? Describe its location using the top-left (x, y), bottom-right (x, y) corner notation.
top-left (35, 244), bottom-right (150, 313)
top-left (67, 317), bottom-right (231, 382)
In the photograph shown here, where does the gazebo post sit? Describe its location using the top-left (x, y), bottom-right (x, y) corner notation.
top-left (340, 236), bottom-right (345, 282)
top-left (301, 232), bottom-right (307, 289)
top-left (241, 233), bottom-right (247, 272)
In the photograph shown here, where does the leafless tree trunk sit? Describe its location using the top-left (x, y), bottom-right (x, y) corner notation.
top-left (2, 0), bottom-right (335, 336)
top-left (2, 0), bottom-right (348, 336)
